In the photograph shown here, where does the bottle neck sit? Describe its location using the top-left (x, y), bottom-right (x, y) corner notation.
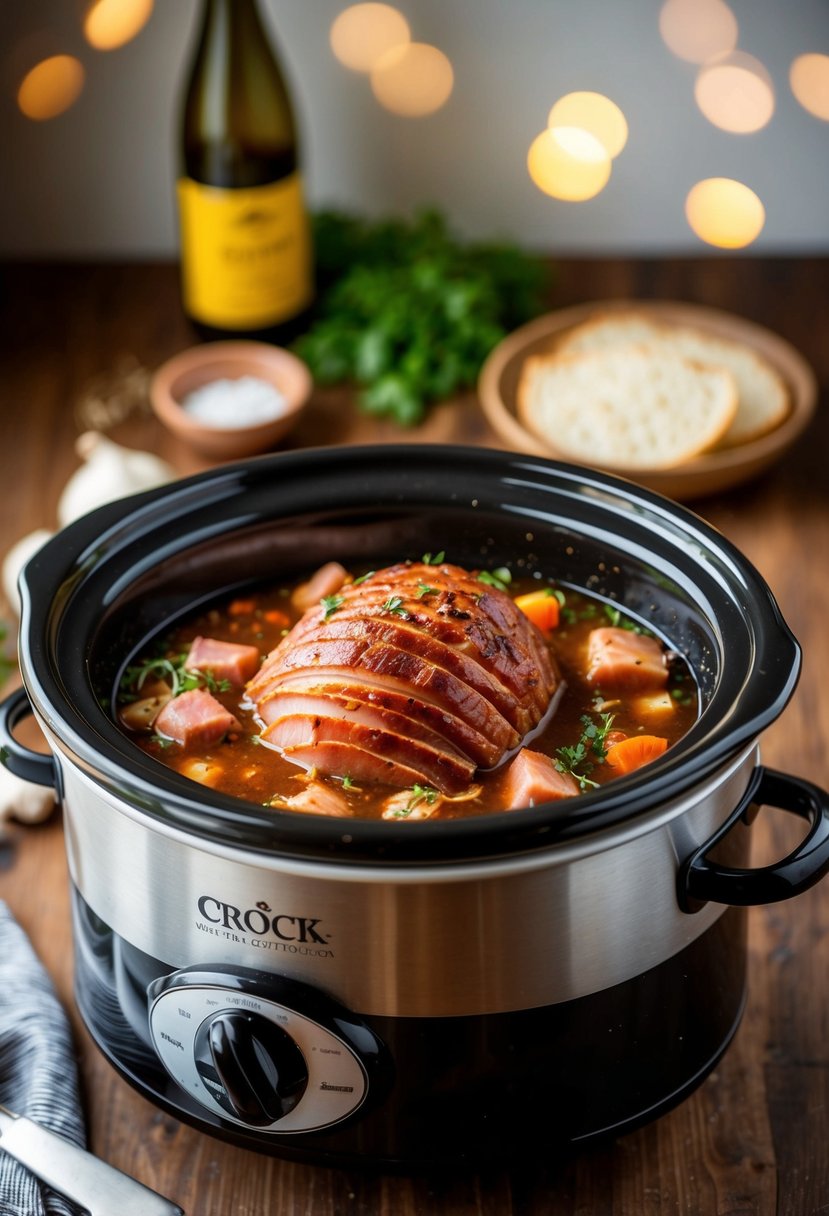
top-left (182, 0), bottom-right (298, 188)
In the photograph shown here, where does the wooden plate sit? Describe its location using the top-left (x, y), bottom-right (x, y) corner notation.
top-left (477, 300), bottom-right (818, 501)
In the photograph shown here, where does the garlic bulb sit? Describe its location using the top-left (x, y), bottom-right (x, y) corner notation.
top-left (0, 763), bottom-right (55, 832)
top-left (2, 528), bottom-right (53, 617)
top-left (57, 432), bottom-right (175, 527)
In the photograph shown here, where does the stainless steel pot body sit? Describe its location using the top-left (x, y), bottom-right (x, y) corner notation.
top-left (57, 740), bottom-right (758, 1018)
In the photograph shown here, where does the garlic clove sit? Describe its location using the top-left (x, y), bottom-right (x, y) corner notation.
top-left (2, 529), bottom-right (54, 617)
top-left (57, 432), bottom-right (176, 527)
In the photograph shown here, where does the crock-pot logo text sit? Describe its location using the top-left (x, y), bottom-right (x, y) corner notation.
top-left (195, 896), bottom-right (333, 957)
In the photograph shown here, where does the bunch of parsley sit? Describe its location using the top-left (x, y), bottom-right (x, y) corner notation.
top-left (294, 210), bottom-right (549, 426)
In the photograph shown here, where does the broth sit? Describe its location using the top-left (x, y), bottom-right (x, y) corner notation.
top-left (116, 564), bottom-right (698, 820)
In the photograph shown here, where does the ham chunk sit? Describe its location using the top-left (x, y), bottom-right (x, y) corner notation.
top-left (278, 781), bottom-right (351, 817)
top-left (585, 627), bottom-right (668, 690)
top-left (185, 636), bottom-right (261, 688)
top-left (501, 748), bottom-right (579, 809)
top-left (291, 562), bottom-right (348, 613)
top-left (154, 689), bottom-right (241, 748)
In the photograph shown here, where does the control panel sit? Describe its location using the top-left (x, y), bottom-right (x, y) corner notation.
top-left (148, 966), bottom-right (385, 1134)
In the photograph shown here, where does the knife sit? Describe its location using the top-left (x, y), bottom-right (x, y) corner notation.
top-left (0, 1103), bottom-right (184, 1215)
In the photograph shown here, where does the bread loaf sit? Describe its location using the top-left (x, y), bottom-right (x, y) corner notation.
top-left (555, 311), bottom-right (789, 446)
top-left (517, 347), bottom-right (738, 470)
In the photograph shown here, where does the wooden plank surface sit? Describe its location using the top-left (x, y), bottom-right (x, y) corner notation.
top-left (0, 258), bottom-right (827, 1215)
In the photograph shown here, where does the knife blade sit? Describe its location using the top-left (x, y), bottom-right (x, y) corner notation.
top-left (0, 1103), bottom-right (184, 1216)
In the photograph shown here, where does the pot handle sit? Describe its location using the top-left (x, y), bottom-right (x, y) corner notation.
top-left (678, 766), bottom-right (829, 912)
top-left (0, 686), bottom-right (57, 788)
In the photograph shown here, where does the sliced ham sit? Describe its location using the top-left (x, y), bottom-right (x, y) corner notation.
top-left (154, 689), bottom-right (241, 748)
top-left (264, 713), bottom-right (475, 793)
top-left (500, 748), bottom-right (579, 809)
top-left (185, 636), bottom-right (261, 688)
top-left (247, 561), bottom-right (560, 794)
top-left (585, 627), bottom-right (668, 691)
top-left (256, 675), bottom-right (504, 768)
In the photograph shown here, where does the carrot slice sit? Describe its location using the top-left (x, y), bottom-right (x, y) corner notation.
top-left (605, 734), bottom-right (668, 774)
top-left (514, 589), bottom-right (560, 633)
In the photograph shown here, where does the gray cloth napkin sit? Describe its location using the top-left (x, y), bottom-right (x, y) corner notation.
top-left (0, 902), bottom-right (84, 1216)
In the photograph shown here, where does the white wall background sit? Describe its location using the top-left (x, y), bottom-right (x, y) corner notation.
top-left (1, 0), bottom-right (827, 258)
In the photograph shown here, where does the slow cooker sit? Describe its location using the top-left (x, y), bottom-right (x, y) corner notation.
top-left (3, 445), bottom-right (828, 1169)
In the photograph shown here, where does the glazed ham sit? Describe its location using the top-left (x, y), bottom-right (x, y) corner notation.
top-left (246, 562), bottom-right (561, 794)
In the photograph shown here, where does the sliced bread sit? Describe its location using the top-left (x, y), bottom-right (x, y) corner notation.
top-left (517, 347), bottom-right (738, 470)
top-left (555, 311), bottom-right (789, 446)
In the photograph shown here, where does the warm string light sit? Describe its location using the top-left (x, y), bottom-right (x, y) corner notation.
top-left (83, 0), bottom-right (154, 51)
top-left (790, 53), bottom-right (829, 121)
top-left (16, 0), bottom-right (154, 121)
top-left (17, 55), bottom-right (85, 121)
top-left (330, 3), bottom-right (453, 117)
top-left (527, 91), bottom-right (625, 202)
top-left (659, 0), bottom-right (738, 65)
top-left (695, 51), bottom-right (774, 133)
top-left (329, 3), bottom-right (410, 73)
top-left (685, 178), bottom-right (765, 248)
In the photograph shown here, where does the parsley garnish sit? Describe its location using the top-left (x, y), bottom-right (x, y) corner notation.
top-left (381, 595), bottom-right (410, 618)
top-left (341, 775), bottom-right (358, 790)
top-left (602, 604), bottom-right (650, 635)
top-left (422, 551), bottom-right (446, 566)
top-left (477, 566), bottom-right (512, 592)
top-left (119, 653), bottom-right (231, 701)
top-left (390, 784), bottom-right (440, 818)
top-left (321, 594), bottom-right (345, 620)
top-left (417, 583), bottom-right (439, 598)
top-left (352, 571), bottom-right (375, 586)
top-left (554, 710), bottom-right (616, 790)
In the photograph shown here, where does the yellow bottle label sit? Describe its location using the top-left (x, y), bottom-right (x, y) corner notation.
top-left (177, 173), bottom-right (313, 329)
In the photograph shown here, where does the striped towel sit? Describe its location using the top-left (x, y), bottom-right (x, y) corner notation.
top-left (0, 902), bottom-right (84, 1216)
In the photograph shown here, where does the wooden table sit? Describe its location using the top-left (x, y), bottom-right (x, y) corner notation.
top-left (0, 258), bottom-right (827, 1215)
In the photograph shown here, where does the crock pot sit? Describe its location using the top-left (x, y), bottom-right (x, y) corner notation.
top-left (3, 444), bottom-right (829, 1170)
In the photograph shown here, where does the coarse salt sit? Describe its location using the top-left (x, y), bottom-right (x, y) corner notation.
top-left (181, 376), bottom-right (288, 429)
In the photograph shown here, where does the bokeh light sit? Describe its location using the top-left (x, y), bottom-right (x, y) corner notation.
top-left (685, 178), bottom-right (765, 248)
top-left (330, 3), bottom-right (410, 73)
top-left (17, 55), bottom-right (85, 121)
top-left (370, 42), bottom-right (453, 117)
top-left (790, 53), bottom-right (829, 121)
top-left (527, 127), bottom-right (611, 202)
top-left (547, 91), bottom-right (628, 158)
top-left (84, 0), bottom-right (154, 50)
top-left (659, 0), bottom-right (738, 65)
top-left (695, 51), bottom-right (774, 133)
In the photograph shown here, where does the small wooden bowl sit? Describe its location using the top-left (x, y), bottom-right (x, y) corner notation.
top-left (150, 341), bottom-right (312, 460)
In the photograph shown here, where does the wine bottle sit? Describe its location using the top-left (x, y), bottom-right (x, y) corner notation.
top-left (177, 0), bottom-right (313, 342)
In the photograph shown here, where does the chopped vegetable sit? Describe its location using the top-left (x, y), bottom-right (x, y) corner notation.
top-left (605, 734), bottom-right (668, 774)
top-left (422, 551), bottom-right (445, 566)
top-left (294, 210), bottom-right (549, 426)
top-left (514, 588), bottom-right (560, 633)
